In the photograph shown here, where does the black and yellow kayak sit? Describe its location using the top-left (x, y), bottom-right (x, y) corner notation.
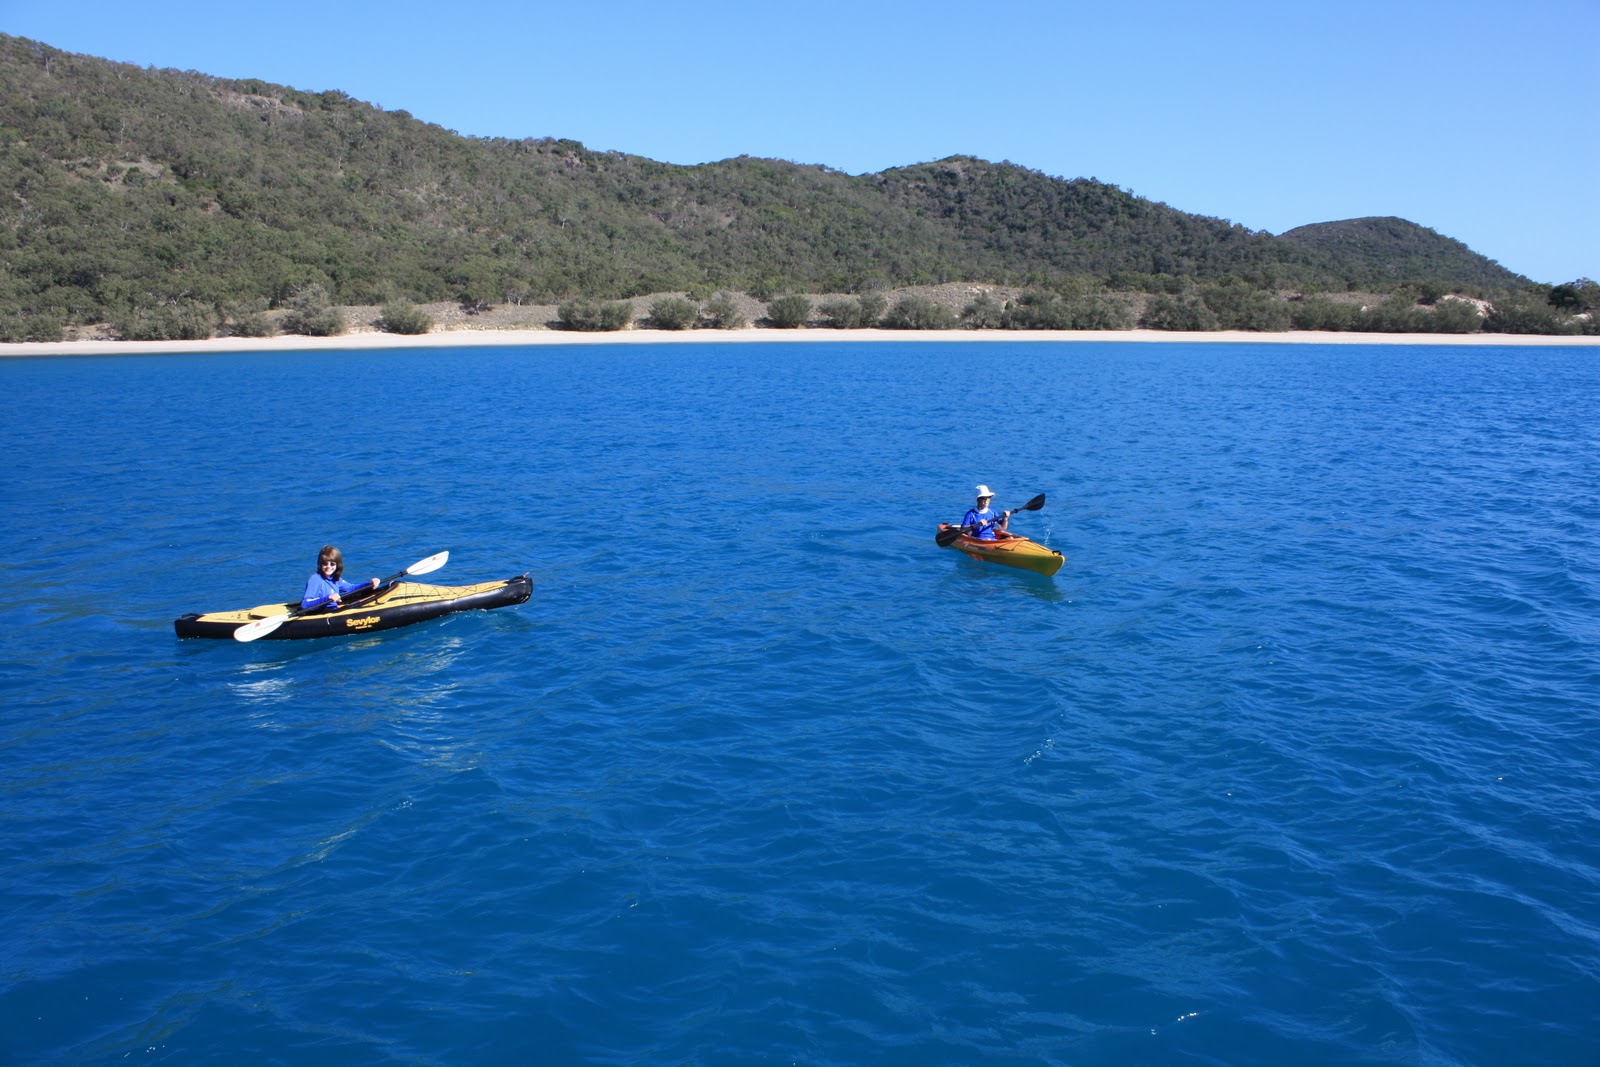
top-left (175, 574), bottom-right (531, 640)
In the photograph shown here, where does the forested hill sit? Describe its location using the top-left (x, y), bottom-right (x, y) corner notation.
top-left (0, 33), bottom-right (1530, 327)
top-left (1278, 217), bottom-right (1517, 287)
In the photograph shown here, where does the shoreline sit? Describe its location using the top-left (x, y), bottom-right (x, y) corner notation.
top-left (1, 326), bottom-right (1595, 357)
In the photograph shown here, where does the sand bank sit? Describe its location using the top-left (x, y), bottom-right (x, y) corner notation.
top-left (2, 327), bottom-right (1595, 358)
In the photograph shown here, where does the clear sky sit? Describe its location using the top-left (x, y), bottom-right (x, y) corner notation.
top-left (4, 0), bottom-right (1594, 283)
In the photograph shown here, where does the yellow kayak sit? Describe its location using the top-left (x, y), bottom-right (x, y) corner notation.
top-left (936, 525), bottom-right (1064, 576)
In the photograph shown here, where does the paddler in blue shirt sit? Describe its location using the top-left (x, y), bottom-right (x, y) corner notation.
top-left (962, 485), bottom-right (1015, 542)
top-left (301, 545), bottom-right (379, 610)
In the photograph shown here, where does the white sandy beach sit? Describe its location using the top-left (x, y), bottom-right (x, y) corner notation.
top-left (3, 327), bottom-right (1596, 358)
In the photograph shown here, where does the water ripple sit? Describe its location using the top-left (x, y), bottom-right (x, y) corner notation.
top-left (2, 342), bottom-right (1597, 1064)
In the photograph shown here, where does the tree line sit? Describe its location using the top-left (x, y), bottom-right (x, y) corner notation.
top-left (19, 279), bottom-right (1587, 343)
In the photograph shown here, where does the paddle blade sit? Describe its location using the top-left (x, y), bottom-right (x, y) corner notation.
top-left (1016, 493), bottom-right (1046, 512)
top-left (233, 613), bottom-right (289, 643)
top-left (935, 527), bottom-right (965, 547)
top-left (405, 550), bottom-right (449, 577)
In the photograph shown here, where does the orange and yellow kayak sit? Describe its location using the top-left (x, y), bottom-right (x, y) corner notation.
top-left (936, 525), bottom-right (1064, 576)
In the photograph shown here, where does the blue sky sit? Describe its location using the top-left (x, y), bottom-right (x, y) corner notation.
top-left (5, 0), bottom-right (1594, 283)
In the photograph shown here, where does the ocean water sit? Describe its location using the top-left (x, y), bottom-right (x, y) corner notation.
top-left (2, 339), bottom-right (1598, 1066)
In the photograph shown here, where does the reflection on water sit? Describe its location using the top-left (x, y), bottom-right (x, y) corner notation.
top-left (232, 635), bottom-right (472, 734)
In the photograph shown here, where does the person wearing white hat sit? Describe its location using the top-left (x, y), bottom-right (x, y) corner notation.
top-left (961, 485), bottom-right (1014, 542)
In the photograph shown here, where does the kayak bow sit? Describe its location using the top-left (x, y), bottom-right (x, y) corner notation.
top-left (935, 526), bottom-right (1064, 577)
top-left (175, 575), bottom-right (531, 640)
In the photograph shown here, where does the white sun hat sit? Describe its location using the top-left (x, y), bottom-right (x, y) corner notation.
top-left (975, 484), bottom-right (996, 499)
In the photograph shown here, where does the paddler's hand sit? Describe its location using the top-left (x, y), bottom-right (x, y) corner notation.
top-left (370, 578), bottom-right (379, 589)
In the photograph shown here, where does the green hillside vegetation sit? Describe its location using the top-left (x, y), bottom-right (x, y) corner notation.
top-left (1279, 217), bottom-right (1519, 289)
top-left (1, 34), bottom-right (1592, 341)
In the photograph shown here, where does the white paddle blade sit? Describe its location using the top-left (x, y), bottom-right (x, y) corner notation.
top-left (233, 613), bottom-right (290, 643)
top-left (406, 550), bottom-right (448, 577)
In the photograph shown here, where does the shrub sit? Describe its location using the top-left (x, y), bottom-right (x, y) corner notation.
top-left (558, 298), bottom-right (634, 331)
top-left (856, 293), bottom-right (886, 327)
top-left (648, 296), bottom-right (697, 330)
top-left (817, 298), bottom-right (858, 328)
top-left (1069, 293), bottom-right (1137, 330)
top-left (226, 311), bottom-right (278, 337)
top-left (962, 292), bottom-right (1005, 329)
top-left (1427, 298), bottom-right (1483, 334)
top-left (1484, 293), bottom-right (1577, 335)
top-left (602, 302), bottom-right (635, 330)
top-left (1142, 293), bottom-right (1218, 331)
top-left (283, 305), bottom-right (347, 336)
top-left (1358, 295), bottom-right (1482, 334)
top-left (882, 296), bottom-right (957, 330)
top-left (1414, 280), bottom-right (1449, 305)
top-left (1548, 279), bottom-right (1597, 313)
top-left (703, 291), bottom-right (747, 329)
top-left (378, 300), bottom-right (434, 335)
top-left (766, 294), bottom-right (812, 329)
top-left (1289, 296), bottom-right (1358, 331)
top-left (818, 293), bottom-right (885, 329)
top-left (997, 290), bottom-right (1136, 331)
top-left (1198, 285), bottom-right (1290, 331)
top-left (114, 301), bottom-right (219, 341)
top-left (280, 285), bottom-right (347, 336)
top-left (0, 314), bottom-right (66, 343)
top-left (1001, 291), bottom-right (1072, 330)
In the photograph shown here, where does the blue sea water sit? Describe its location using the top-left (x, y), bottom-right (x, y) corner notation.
top-left (2, 339), bottom-right (1598, 1066)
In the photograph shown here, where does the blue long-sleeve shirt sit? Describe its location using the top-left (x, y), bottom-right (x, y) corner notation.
top-left (962, 505), bottom-right (1005, 541)
top-left (301, 574), bottom-right (369, 611)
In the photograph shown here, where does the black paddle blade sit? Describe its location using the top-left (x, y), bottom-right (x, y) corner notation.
top-left (1017, 493), bottom-right (1046, 512)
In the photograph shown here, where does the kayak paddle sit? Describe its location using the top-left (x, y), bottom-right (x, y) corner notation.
top-left (935, 493), bottom-right (1046, 547)
top-left (232, 550), bottom-right (450, 642)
